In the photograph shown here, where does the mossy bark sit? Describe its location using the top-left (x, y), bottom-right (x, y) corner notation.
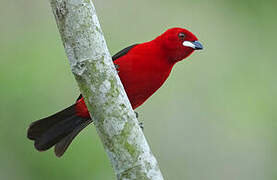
top-left (49, 0), bottom-right (164, 179)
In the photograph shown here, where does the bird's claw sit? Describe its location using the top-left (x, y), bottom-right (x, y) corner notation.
top-left (134, 112), bottom-right (143, 130)
top-left (139, 122), bottom-right (144, 130)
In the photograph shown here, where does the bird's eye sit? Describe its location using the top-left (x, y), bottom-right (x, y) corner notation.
top-left (178, 32), bottom-right (186, 40)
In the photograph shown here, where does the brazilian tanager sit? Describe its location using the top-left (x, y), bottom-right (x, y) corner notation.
top-left (27, 27), bottom-right (203, 157)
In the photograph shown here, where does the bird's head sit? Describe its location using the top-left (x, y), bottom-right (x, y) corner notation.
top-left (157, 27), bottom-right (203, 63)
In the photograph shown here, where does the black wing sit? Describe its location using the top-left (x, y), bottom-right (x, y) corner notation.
top-left (76, 44), bottom-right (138, 102)
top-left (112, 44), bottom-right (138, 61)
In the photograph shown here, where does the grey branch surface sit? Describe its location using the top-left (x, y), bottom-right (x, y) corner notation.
top-left (49, 0), bottom-right (164, 179)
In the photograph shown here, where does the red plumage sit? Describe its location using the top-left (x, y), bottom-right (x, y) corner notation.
top-left (27, 27), bottom-right (203, 157)
top-left (76, 27), bottom-right (200, 116)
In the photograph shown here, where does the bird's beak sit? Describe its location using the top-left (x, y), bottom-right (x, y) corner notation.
top-left (183, 40), bottom-right (203, 50)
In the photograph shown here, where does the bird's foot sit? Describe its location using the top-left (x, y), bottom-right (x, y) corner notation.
top-left (134, 112), bottom-right (143, 130)
top-left (139, 121), bottom-right (144, 130)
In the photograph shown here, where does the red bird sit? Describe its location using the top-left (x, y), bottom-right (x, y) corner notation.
top-left (27, 27), bottom-right (203, 157)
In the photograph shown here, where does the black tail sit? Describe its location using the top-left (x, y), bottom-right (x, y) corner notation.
top-left (27, 104), bottom-right (92, 157)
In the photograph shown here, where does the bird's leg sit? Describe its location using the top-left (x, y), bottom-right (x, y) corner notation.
top-left (138, 122), bottom-right (144, 130)
top-left (135, 111), bottom-right (144, 130)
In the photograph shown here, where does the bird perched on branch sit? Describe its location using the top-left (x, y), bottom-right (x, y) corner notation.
top-left (27, 27), bottom-right (203, 157)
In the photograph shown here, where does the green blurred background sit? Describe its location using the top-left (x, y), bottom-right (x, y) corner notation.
top-left (0, 0), bottom-right (276, 179)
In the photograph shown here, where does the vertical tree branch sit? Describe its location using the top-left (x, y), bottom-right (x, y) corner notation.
top-left (49, 0), bottom-right (164, 179)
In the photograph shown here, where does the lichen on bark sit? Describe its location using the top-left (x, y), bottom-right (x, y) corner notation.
top-left (49, 0), bottom-right (164, 179)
